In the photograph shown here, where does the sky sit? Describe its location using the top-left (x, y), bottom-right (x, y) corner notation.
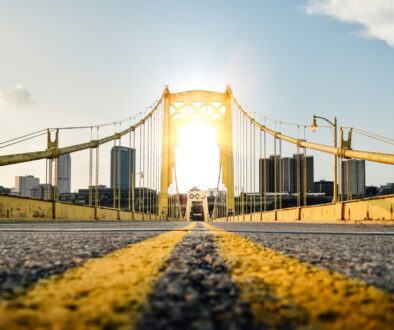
top-left (0, 0), bottom-right (393, 192)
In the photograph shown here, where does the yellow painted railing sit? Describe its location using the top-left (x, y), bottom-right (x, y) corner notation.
top-left (213, 194), bottom-right (394, 224)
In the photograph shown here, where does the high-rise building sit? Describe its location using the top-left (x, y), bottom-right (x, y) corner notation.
top-left (15, 175), bottom-right (40, 197)
top-left (58, 154), bottom-right (71, 194)
top-left (259, 154), bottom-right (314, 194)
top-left (110, 146), bottom-right (136, 190)
top-left (292, 154), bottom-right (314, 194)
top-left (269, 155), bottom-right (281, 193)
top-left (259, 158), bottom-right (271, 193)
top-left (341, 159), bottom-right (365, 198)
top-left (281, 157), bottom-right (293, 193)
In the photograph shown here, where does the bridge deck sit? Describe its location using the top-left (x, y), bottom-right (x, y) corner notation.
top-left (0, 221), bottom-right (393, 329)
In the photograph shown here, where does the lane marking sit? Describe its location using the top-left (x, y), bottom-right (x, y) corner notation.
top-left (0, 223), bottom-right (195, 330)
top-left (204, 223), bottom-right (394, 329)
top-left (0, 228), bottom-right (191, 233)
top-left (0, 228), bottom-right (393, 236)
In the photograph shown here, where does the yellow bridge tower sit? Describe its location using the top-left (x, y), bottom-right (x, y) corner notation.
top-left (158, 86), bottom-right (235, 217)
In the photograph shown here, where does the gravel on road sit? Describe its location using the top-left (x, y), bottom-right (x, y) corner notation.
top-left (0, 231), bottom-right (156, 298)
top-left (137, 229), bottom-right (254, 330)
top-left (212, 222), bottom-right (394, 293)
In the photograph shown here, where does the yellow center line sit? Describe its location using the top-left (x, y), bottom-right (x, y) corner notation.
top-left (0, 223), bottom-right (195, 330)
top-left (204, 223), bottom-right (394, 329)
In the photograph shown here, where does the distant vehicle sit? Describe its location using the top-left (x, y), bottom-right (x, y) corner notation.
top-left (190, 202), bottom-right (204, 221)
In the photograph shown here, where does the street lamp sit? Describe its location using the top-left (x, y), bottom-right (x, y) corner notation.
top-left (311, 115), bottom-right (338, 202)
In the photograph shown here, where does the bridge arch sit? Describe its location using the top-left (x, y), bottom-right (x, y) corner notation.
top-left (158, 87), bottom-right (235, 216)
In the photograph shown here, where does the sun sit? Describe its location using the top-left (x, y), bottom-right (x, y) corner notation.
top-left (175, 120), bottom-right (219, 192)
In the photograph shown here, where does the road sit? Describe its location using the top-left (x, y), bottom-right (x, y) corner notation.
top-left (0, 220), bottom-right (393, 329)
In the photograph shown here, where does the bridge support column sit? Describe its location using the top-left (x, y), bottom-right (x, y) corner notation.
top-left (158, 87), bottom-right (172, 218)
top-left (220, 87), bottom-right (235, 216)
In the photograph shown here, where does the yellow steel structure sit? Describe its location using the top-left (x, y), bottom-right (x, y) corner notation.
top-left (158, 87), bottom-right (235, 216)
top-left (1, 86), bottom-right (394, 220)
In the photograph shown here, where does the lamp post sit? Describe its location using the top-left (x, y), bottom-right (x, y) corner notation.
top-left (311, 115), bottom-right (338, 202)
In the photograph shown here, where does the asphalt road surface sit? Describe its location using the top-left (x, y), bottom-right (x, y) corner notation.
top-left (0, 220), bottom-right (392, 329)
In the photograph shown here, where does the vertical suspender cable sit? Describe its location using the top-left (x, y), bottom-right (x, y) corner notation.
top-left (113, 123), bottom-right (116, 209)
top-left (259, 127), bottom-right (262, 212)
top-left (142, 122), bottom-right (145, 213)
top-left (303, 125), bottom-right (307, 206)
top-left (89, 127), bottom-right (93, 206)
top-left (243, 113), bottom-right (246, 215)
top-left (118, 123), bottom-right (122, 210)
top-left (237, 106), bottom-right (241, 215)
top-left (54, 155), bottom-right (59, 202)
top-left (274, 134), bottom-right (277, 210)
top-left (253, 124), bottom-right (256, 213)
top-left (152, 112), bottom-right (155, 215)
top-left (45, 159), bottom-right (48, 200)
top-left (248, 118), bottom-right (251, 214)
top-left (264, 127), bottom-right (267, 212)
top-left (349, 159), bottom-right (352, 201)
top-left (128, 119), bottom-right (132, 212)
top-left (132, 127), bottom-right (135, 212)
top-left (146, 117), bottom-right (149, 214)
top-left (279, 124), bottom-right (283, 209)
top-left (297, 125), bottom-right (301, 207)
top-left (139, 124), bottom-right (142, 212)
top-left (95, 127), bottom-right (99, 207)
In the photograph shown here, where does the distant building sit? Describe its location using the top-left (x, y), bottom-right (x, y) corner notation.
top-left (110, 146), bottom-right (136, 190)
top-left (379, 183), bottom-right (394, 196)
top-left (281, 157), bottom-right (293, 193)
top-left (292, 154), bottom-right (314, 194)
top-left (341, 159), bottom-right (365, 198)
top-left (30, 184), bottom-right (54, 200)
top-left (314, 180), bottom-right (334, 197)
top-left (365, 186), bottom-right (379, 197)
top-left (15, 175), bottom-right (40, 197)
top-left (0, 186), bottom-right (11, 194)
top-left (259, 154), bottom-right (314, 194)
top-left (259, 158), bottom-right (271, 193)
top-left (77, 186), bottom-right (156, 212)
top-left (58, 154), bottom-right (71, 194)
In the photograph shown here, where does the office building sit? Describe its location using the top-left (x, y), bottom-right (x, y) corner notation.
top-left (292, 154), bottom-right (314, 194)
top-left (314, 180), bottom-right (334, 197)
top-left (30, 184), bottom-right (54, 200)
top-left (378, 183), bottom-right (394, 196)
top-left (15, 175), bottom-right (40, 197)
top-left (259, 154), bottom-right (314, 194)
top-left (341, 159), bottom-right (365, 198)
top-left (0, 186), bottom-right (11, 194)
top-left (281, 157), bottom-right (293, 193)
top-left (259, 158), bottom-right (271, 193)
top-left (58, 154), bottom-right (71, 194)
top-left (110, 146), bottom-right (136, 190)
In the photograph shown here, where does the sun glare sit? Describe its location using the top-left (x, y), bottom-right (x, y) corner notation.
top-left (175, 121), bottom-right (219, 192)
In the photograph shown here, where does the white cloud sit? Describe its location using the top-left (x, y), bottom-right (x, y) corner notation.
top-left (0, 84), bottom-right (36, 108)
top-left (304, 0), bottom-right (394, 48)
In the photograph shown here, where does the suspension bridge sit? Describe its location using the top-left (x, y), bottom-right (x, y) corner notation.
top-left (0, 87), bottom-right (393, 329)
top-left (0, 86), bottom-right (393, 222)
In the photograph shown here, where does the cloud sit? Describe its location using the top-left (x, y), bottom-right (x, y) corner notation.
top-left (0, 84), bottom-right (36, 108)
top-left (304, 0), bottom-right (394, 48)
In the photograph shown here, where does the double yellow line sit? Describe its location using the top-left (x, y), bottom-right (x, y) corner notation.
top-left (204, 223), bottom-right (394, 329)
top-left (0, 223), bottom-right (195, 330)
top-left (1, 222), bottom-right (393, 329)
